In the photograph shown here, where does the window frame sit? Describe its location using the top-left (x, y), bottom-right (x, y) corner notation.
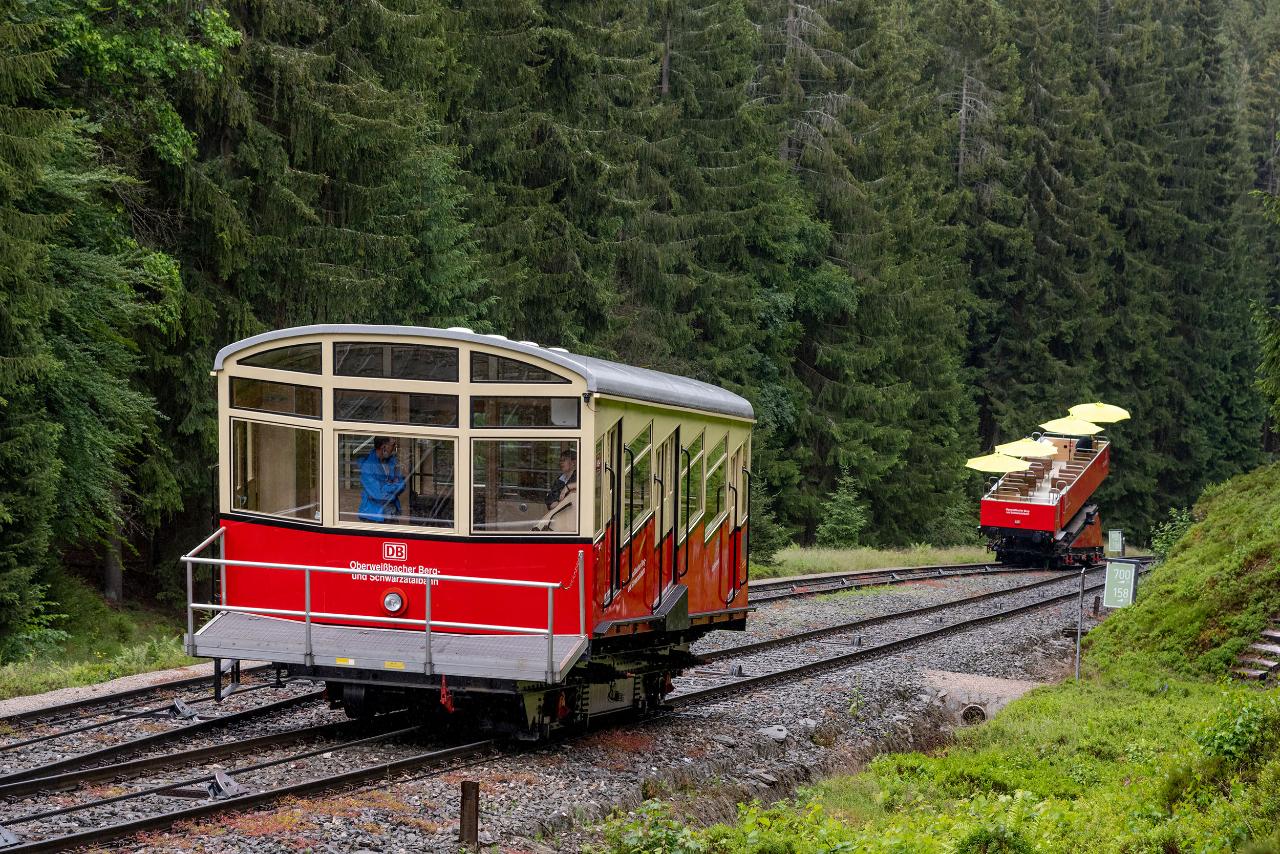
top-left (677, 430), bottom-right (706, 543)
top-left (332, 387), bottom-right (460, 428)
top-left (470, 352), bottom-right (571, 384)
top-left (221, 335), bottom-right (598, 536)
top-left (238, 343), bottom-right (322, 374)
top-left (333, 430), bottom-right (459, 532)
top-left (229, 416), bottom-right (324, 524)
top-left (469, 395), bottom-right (581, 429)
top-left (703, 434), bottom-right (729, 540)
top-left (621, 421), bottom-right (654, 543)
top-left (469, 437), bottom-right (581, 536)
top-left (333, 341), bottom-right (460, 382)
top-left (230, 376), bottom-right (323, 420)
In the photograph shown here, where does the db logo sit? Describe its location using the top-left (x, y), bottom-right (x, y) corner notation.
top-left (382, 542), bottom-right (408, 562)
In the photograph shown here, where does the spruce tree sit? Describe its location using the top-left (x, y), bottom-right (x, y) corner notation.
top-left (0, 0), bottom-right (63, 645)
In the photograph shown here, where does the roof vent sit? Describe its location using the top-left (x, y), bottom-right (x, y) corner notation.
top-left (483, 334), bottom-right (509, 341)
top-left (446, 326), bottom-right (474, 334)
top-left (547, 347), bottom-right (569, 353)
top-left (518, 340), bottom-right (539, 347)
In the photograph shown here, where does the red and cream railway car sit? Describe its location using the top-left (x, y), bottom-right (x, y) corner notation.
top-left (979, 434), bottom-right (1109, 569)
top-left (183, 325), bottom-right (752, 737)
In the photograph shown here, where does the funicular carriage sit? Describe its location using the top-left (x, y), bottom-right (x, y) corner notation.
top-left (184, 325), bottom-right (753, 737)
top-left (978, 428), bottom-right (1111, 569)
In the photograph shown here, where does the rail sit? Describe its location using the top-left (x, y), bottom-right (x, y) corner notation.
top-left (183, 528), bottom-right (587, 683)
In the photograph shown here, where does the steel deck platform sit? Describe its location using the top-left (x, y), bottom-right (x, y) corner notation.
top-left (190, 612), bottom-right (588, 683)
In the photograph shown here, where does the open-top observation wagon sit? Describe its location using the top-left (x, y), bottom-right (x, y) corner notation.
top-left (184, 325), bottom-right (753, 738)
top-left (978, 432), bottom-right (1110, 569)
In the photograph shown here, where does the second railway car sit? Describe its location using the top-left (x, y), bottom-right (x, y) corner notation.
top-left (980, 434), bottom-right (1109, 569)
top-left (183, 325), bottom-right (753, 737)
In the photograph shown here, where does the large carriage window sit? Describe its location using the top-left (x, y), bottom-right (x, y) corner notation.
top-left (623, 424), bottom-right (652, 537)
top-left (337, 433), bottom-right (455, 527)
top-left (678, 431), bottom-right (705, 538)
top-left (335, 389), bottom-right (458, 427)
top-left (471, 397), bottom-right (579, 428)
top-left (231, 377), bottom-right (321, 419)
top-left (472, 440), bottom-right (578, 534)
top-left (239, 343), bottom-right (321, 374)
top-left (471, 352), bottom-right (569, 384)
top-left (334, 342), bottom-right (458, 381)
top-left (231, 419), bottom-right (321, 521)
top-left (704, 435), bottom-right (728, 536)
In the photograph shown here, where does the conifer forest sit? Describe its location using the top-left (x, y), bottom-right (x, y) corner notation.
top-left (2, 0), bottom-right (1279, 643)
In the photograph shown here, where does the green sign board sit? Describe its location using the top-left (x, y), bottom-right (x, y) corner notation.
top-left (1107, 529), bottom-right (1124, 556)
top-left (1103, 559), bottom-right (1139, 608)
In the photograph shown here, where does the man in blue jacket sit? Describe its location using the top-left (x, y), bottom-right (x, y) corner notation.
top-left (359, 436), bottom-right (406, 523)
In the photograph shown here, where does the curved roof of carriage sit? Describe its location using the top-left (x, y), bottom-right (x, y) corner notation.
top-left (214, 324), bottom-right (755, 420)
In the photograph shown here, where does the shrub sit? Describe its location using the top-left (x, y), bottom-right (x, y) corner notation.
top-left (1192, 692), bottom-right (1279, 767)
top-left (1149, 506), bottom-right (1194, 560)
top-left (600, 801), bottom-right (706, 854)
top-left (955, 824), bottom-right (1033, 854)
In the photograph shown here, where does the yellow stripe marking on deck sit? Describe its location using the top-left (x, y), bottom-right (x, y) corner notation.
top-left (383, 660), bottom-right (405, 670)
top-left (335, 657), bottom-right (355, 666)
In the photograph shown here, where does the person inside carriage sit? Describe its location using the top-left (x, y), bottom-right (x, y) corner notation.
top-left (358, 436), bottom-right (406, 523)
top-left (534, 448), bottom-right (577, 531)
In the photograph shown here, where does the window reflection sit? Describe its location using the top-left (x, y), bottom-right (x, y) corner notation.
top-left (239, 344), bottom-right (321, 374)
top-left (471, 397), bottom-right (579, 428)
top-left (338, 434), bottom-right (454, 527)
top-left (334, 342), bottom-right (458, 381)
top-left (623, 424), bottom-right (652, 537)
top-left (472, 440), bottom-right (578, 534)
top-left (471, 352), bottom-right (568, 384)
top-left (335, 389), bottom-right (458, 427)
top-left (705, 435), bottom-right (728, 533)
top-left (231, 419), bottom-right (321, 521)
top-left (231, 378), bottom-right (321, 419)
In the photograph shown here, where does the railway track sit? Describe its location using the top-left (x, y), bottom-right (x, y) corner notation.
top-left (747, 562), bottom-right (1042, 603)
top-left (0, 560), bottom-right (1149, 851)
top-left (0, 663), bottom-right (275, 729)
top-left (0, 684), bottom-right (324, 785)
top-left (674, 561), bottom-right (1152, 706)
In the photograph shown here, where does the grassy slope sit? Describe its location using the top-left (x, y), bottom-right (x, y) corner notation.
top-left (0, 572), bottom-right (193, 700)
top-left (602, 463), bottom-right (1280, 854)
top-left (1087, 462), bottom-right (1280, 675)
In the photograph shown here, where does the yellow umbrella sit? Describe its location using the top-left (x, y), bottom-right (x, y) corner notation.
top-left (965, 452), bottom-right (1033, 473)
top-left (1069, 402), bottom-right (1130, 423)
top-left (994, 437), bottom-right (1057, 458)
top-left (1040, 416), bottom-right (1103, 435)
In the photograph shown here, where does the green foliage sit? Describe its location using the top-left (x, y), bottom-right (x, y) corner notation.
top-left (1150, 507), bottom-right (1196, 559)
top-left (815, 469), bottom-right (869, 549)
top-left (0, 571), bottom-right (192, 697)
top-left (1088, 461), bottom-right (1280, 675)
top-left (1192, 692), bottom-right (1280, 767)
top-left (601, 801), bottom-right (707, 854)
top-left (597, 680), bottom-right (1280, 854)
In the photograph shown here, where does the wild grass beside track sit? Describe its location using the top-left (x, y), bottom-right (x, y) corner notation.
top-left (0, 572), bottom-right (193, 701)
top-left (753, 544), bottom-right (992, 579)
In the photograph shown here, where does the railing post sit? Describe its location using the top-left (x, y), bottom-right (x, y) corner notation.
top-left (546, 587), bottom-right (555, 683)
top-left (217, 530), bottom-right (226, 607)
top-left (424, 581), bottom-right (433, 676)
top-left (304, 567), bottom-right (314, 667)
top-left (577, 550), bottom-right (586, 636)
top-left (185, 559), bottom-right (195, 655)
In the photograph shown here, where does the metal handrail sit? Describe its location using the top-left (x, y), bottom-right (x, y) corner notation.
top-left (184, 529), bottom-right (587, 683)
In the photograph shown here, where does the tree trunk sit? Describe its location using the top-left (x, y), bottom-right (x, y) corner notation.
top-left (104, 532), bottom-right (123, 604)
